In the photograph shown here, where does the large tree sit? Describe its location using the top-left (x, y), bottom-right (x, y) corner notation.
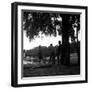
top-left (23, 11), bottom-right (80, 65)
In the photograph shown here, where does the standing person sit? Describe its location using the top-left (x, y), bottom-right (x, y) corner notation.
top-left (57, 41), bottom-right (62, 64)
top-left (38, 45), bottom-right (43, 64)
top-left (49, 44), bottom-right (55, 64)
top-left (54, 45), bottom-right (58, 64)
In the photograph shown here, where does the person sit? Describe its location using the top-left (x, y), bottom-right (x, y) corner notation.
top-left (38, 45), bottom-right (43, 63)
top-left (57, 41), bottom-right (62, 64)
top-left (49, 44), bottom-right (55, 64)
top-left (54, 45), bottom-right (58, 64)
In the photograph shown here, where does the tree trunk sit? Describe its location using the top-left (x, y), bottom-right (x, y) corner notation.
top-left (77, 41), bottom-right (80, 65)
top-left (61, 15), bottom-right (71, 65)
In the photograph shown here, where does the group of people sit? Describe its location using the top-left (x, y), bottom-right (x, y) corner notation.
top-left (49, 41), bottom-right (62, 64)
top-left (38, 41), bottom-right (62, 65)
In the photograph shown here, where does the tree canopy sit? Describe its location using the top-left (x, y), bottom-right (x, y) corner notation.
top-left (23, 11), bottom-right (80, 41)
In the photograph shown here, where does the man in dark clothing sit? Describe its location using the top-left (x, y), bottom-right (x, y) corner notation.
top-left (49, 44), bottom-right (55, 64)
top-left (38, 45), bottom-right (43, 63)
top-left (57, 41), bottom-right (62, 64)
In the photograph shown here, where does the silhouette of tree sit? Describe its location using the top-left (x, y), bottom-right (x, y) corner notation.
top-left (61, 14), bottom-right (80, 65)
top-left (23, 11), bottom-right (80, 65)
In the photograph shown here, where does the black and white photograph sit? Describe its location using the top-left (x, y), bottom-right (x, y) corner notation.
top-left (11, 2), bottom-right (88, 87)
top-left (22, 11), bottom-right (80, 77)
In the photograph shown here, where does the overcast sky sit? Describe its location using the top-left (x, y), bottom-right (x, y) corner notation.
top-left (23, 31), bottom-right (62, 50)
top-left (23, 28), bottom-right (81, 50)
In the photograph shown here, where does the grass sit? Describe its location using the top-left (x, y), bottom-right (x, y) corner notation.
top-left (23, 54), bottom-right (80, 77)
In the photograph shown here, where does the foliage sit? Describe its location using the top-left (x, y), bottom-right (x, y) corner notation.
top-left (23, 11), bottom-right (80, 41)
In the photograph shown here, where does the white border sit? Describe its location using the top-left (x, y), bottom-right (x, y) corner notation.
top-left (17, 5), bottom-right (86, 84)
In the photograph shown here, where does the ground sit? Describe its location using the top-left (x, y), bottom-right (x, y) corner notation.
top-left (23, 53), bottom-right (80, 77)
top-left (23, 61), bottom-right (80, 77)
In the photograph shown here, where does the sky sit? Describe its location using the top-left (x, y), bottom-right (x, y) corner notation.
top-left (23, 29), bottom-right (81, 50)
top-left (23, 31), bottom-right (62, 50)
